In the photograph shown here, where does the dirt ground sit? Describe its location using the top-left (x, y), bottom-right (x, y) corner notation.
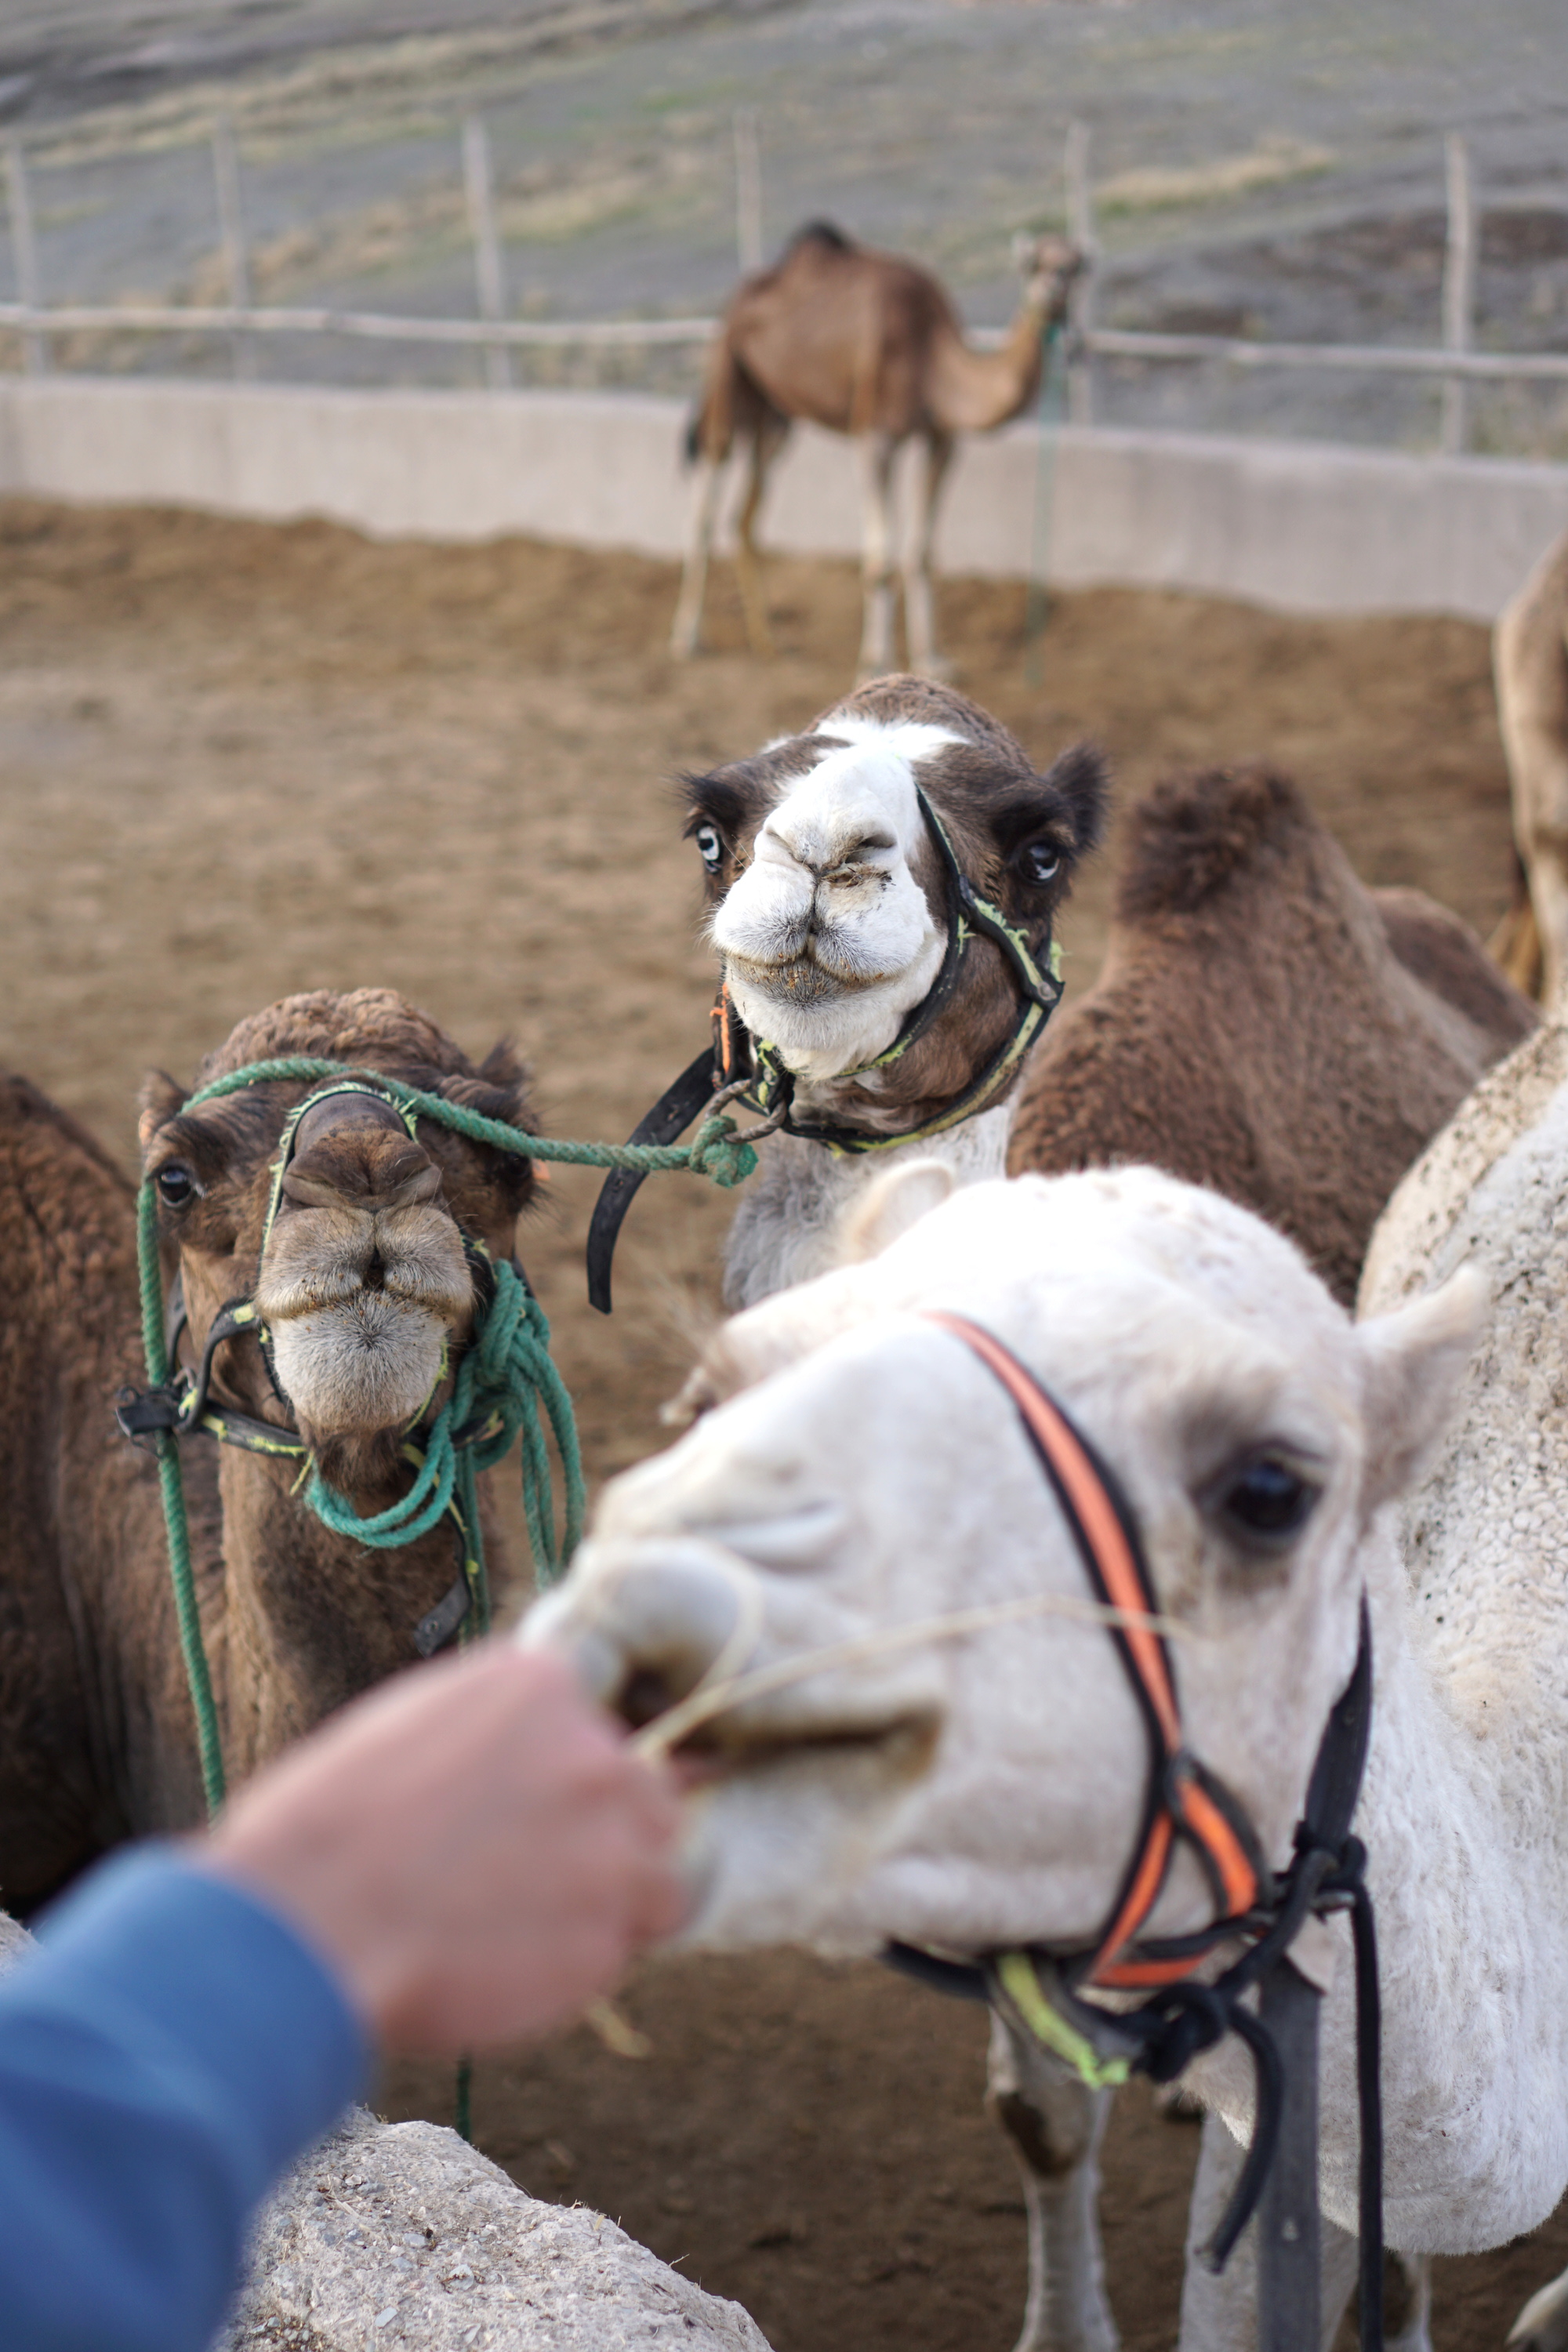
top-left (0, 495), bottom-right (1555, 2352)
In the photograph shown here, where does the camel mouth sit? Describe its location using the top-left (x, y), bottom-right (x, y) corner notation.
top-left (266, 1291), bottom-right (452, 1439)
top-left (671, 1712), bottom-right (942, 1786)
top-left (724, 931), bottom-right (913, 1002)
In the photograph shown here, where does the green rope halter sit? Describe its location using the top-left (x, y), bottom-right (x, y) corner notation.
top-left (135, 1053), bottom-right (760, 1819)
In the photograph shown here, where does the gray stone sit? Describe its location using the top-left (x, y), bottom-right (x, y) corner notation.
top-left (216, 2107), bottom-right (773, 2352)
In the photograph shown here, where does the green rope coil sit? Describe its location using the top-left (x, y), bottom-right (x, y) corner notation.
top-left (137, 1180), bottom-right (228, 1817)
top-left (181, 1057), bottom-right (759, 1187)
top-left (138, 1052), bottom-right (750, 1821)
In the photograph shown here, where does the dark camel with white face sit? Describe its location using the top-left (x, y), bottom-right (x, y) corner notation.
top-left (677, 673), bottom-right (1107, 1309)
top-left (0, 987), bottom-right (535, 1911)
top-left (671, 221), bottom-right (1083, 679)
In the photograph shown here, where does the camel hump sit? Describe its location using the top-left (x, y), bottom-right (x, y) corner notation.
top-left (1372, 886), bottom-right (1537, 1050)
top-left (1113, 765), bottom-right (1311, 924)
top-left (0, 1068), bottom-right (131, 1194)
top-left (786, 220), bottom-right (855, 256)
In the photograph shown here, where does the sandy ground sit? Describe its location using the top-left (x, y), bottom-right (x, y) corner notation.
top-left (0, 495), bottom-right (1553, 2351)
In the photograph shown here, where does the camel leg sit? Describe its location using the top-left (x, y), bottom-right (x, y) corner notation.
top-left (856, 431), bottom-right (899, 683)
top-left (1508, 2264), bottom-right (1568, 2352)
top-left (985, 2010), bottom-right (1119, 2352)
top-left (904, 429), bottom-right (955, 681)
top-left (1177, 2107), bottom-right (1431, 2352)
top-left (671, 455), bottom-right (725, 659)
top-left (1508, 720), bottom-right (1568, 1014)
top-left (733, 416), bottom-right (788, 659)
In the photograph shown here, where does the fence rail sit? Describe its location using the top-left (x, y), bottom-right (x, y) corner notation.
top-left (2, 117), bottom-right (1566, 439)
top-left (0, 301), bottom-right (717, 349)
top-left (5, 300), bottom-right (1567, 390)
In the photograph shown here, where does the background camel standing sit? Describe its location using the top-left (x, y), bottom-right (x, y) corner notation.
top-left (671, 223), bottom-right (1082, 680)
top-left (0, 987), bottom-right (539, 1912)
top-left (1490, 526), bottom-right (1568, 1008)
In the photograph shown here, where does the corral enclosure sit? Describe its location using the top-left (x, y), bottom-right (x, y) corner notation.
top-left (2, 493), bottom-right (1564, 2352)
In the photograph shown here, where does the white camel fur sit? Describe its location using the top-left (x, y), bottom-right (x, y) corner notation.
top-left (527, 1159), bottom-right (1568, 2347)
top-left (1356, 1016), bottom-right (1568, 2352)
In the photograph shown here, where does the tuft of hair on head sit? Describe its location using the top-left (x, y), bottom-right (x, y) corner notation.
top-left (789, 220), bottom-right (855, 256)
top-left (1115, 767), bottom-right (1312, 925)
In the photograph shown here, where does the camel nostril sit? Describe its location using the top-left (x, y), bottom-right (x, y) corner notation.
top-left (618, 1667), bottom-right (680, 1731)
top-left (361, 1250), bottom-right (386, 1293)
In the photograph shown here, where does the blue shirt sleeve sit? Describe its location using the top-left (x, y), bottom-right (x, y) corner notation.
top-left (0, 1845), bottom-right (370, 2352)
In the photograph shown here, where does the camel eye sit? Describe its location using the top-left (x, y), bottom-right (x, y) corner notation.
top-left (1014, 840), bottom-right (1062, 887)
top-left (1216, 1455), bottom-right (1319, 1548)
top-left (694, 823), bottom-right (724, 873)
top-left (154, 1162), bottom-right (198, 1207)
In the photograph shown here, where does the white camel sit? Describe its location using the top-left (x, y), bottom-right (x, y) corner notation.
top-left (1357, 1015), bottom-right (1568, 2352)
top-left (527, 1157), bottom-right (1568, 2350)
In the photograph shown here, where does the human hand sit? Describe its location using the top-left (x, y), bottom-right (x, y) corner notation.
top-left (203, 1644), bottom-right (684, 2053)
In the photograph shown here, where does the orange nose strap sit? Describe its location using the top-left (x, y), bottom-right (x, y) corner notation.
top-left (924, 1312), bottom-right (1267, 1984)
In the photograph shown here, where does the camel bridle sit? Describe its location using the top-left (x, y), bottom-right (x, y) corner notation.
top-left (884, 1314), bottom-right (1386, 2352)
top-left (586, 789), bottom-right (1064, 1312)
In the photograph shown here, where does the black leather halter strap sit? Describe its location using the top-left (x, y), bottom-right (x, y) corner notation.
top-left (586, 792), bottom-right (1064, 1314)
top-left (883, 1316), bottom-right (1383, 2352)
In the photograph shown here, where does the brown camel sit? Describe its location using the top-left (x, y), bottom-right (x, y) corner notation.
top-left (670, 221), bottom-right (1082, 680)
top-left (1007, 764), bottom-right (1537, 1305)
top-left (0, 987), bottom-right (539, 1913)
top-left (1490, 524), bottom-right (1568, 1007)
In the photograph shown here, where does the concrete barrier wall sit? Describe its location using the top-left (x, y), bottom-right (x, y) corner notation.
top-left (2, 372), bottom-right (1566, 620)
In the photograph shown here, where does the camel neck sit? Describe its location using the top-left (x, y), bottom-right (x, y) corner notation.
top-left (1198, 1534), bottom-right (1568, 2255)
top-left (214, 1448), bottom-right (488, 1775)
top-left (927, 299), bottom-right (1047, 435)
top-left (720, 1107), bottom-right (1014, 1310)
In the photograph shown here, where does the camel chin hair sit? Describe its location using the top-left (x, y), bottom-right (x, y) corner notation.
top-left (254, 1198), bottom-right (473, 1439)
top-left (267, 1297), bottom-right (448, 1439)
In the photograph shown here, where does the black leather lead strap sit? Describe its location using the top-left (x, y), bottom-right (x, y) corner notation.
top-left (586, 1044), bottom-right (720, 1315)
top-left (413, 1572), bottom-right (473, 1658)
top-left (1258, 1959), bottom-right (1323, 2352)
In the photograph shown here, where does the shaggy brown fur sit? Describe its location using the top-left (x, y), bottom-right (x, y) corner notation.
top-left (1007, 768), bottom-right (1536, 1305)
top-left (0, 989), bottom-right (538, 1912)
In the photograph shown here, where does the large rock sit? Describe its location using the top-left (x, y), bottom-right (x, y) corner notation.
top-left (218, 2106), bottom-right (772, 2352)
top-left (0, 1905), bottom-right (768, 2352)
top-left (0, 1910), bottom-right (33, 1973)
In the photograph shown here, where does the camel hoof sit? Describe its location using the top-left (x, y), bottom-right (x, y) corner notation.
top-left (1509, 2273), bottom-right (1568, 2352)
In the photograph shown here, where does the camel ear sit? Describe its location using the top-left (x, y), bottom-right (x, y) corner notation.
top-left (1011, 230), bottom-right (1036, 274)
top-left (1355, 1266), bottom-right (1486, 1514)
top-left (137, 1070), bottom-right (187, 1156)
top-left (837, 1160), bottom-right (956, 1265)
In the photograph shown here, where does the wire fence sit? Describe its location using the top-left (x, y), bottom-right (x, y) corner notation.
top-left (2, 112), bottom-right (1565, 459)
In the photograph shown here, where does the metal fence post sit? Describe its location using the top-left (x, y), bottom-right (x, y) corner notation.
top-left (1441, 132), bottom-right (1475, 456)
top-left (5, 138), bottom-right (45, 375)
top-left (734, 107), bottom-right (763, 274)
top-left (212, 114), bottom-right (253, 381)
top-left (462, 115), bottom-right (510, 391)
top-left (1065, 119), bottom-right (1096, 426)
